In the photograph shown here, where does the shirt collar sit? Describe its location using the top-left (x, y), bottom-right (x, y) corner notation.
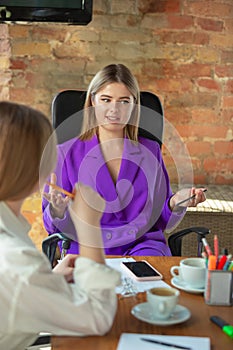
top-left (0, 201), bottom-right (32, 245)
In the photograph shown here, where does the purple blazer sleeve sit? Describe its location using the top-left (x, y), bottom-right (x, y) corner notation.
top-left (42, 140), bottom-right (76, 239)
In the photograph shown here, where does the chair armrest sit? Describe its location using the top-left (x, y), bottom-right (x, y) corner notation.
top-left (42, 233), bottom-right (71, 266)
top-left (168, 226), bottom-right (211, 256)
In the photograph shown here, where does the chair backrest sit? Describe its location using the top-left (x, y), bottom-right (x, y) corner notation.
top-left (51, 90), bottom-right (164, 146)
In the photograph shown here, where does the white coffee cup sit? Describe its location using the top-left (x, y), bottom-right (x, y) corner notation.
top-left (170, 258), bottom-right (206, 289)
top-left (147, 287), bottom-right (180, 320)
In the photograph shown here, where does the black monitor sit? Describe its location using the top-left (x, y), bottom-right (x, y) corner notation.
top-left (0, 0), bottom-right (93, 25)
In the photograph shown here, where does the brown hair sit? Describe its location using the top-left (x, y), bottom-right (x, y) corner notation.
top-left (0, 101), bottom-right (56, 201)
top-left (79, 63), bottom-right (140, 141)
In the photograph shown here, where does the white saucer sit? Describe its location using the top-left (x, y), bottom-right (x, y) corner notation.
top-left (171, 277), bottom-right (205, 294)
top-left (131, 302), bottom-right (191, 326)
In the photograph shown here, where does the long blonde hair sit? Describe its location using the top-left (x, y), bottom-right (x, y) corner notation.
top-left (0, 101), bottom-right (56, 201)
top-left (79, 64), bottom-right (140, 141)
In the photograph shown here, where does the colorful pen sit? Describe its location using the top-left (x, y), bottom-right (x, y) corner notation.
top-left (46, 182), bottom-right (75, 199)
top-left (202, 237), bottom-right (213, 256)
top-left (217, 255), bottom-right (227, 270)
top-left (210, 316), bottom-right (233, 339)
top-left (140, 338), bottom-right (191, 350)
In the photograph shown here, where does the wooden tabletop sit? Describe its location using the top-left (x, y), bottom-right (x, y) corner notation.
top-left (51, 256), bottom-right (233, 350)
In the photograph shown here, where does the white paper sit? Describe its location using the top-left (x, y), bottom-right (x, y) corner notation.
top-left (117, 333), bottom-right (210, 350)
top-left (106, 258), bottom-right (171, 293)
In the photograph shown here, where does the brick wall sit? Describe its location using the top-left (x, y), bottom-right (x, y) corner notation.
top-left (0, 0), bottom-right (232, 185)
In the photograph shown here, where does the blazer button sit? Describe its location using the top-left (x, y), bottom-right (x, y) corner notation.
top-left (128, 228), bottom-right (136, 235)
top-left (106, 232), bottom-right (112, 240)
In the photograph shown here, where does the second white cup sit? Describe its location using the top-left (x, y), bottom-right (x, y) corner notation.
top-left (170, 257), bottom-right (206, 289)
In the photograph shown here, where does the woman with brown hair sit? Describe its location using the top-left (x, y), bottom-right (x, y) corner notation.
top-left (0, 101), bottom-right (120, 350)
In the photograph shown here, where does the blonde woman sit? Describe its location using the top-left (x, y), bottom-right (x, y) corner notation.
top-left (0, 101), bottom-right (120, 350)
top-left (43, 63), bottom-right (206, 256)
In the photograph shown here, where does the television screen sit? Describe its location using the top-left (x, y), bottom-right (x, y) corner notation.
top-left (0, 0), bottom-right (93, 25)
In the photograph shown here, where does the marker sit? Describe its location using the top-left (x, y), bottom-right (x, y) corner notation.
top-left (223, 255), bottom-right (232, 271)
top-left (202, 237), bottom-right (213, 256)
top-left (208, 255), bottom-right (217, 270)
top-left (217, 255), bottom-right (227, 270)
top-left (228, 261), bottom-right (233, 271)
top-left (210, 316), bottom-right (233, 339)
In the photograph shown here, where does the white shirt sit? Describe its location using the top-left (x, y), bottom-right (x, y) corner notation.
top-left (0, 201), bottom-right (121, 350)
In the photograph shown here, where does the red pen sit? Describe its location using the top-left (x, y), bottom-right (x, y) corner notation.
top-left (217, 255), bottom-right (227, 270)
top-left (214, 234), bottom-right (219, 268)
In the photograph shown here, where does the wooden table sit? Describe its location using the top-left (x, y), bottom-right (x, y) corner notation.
top-left (51, 256), bottom-right (233, 350)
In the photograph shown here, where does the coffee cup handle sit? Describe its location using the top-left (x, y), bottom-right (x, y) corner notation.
top-left (158, 301), bottom-right (166, 314)
top-left (170, 266), bottom-right (180, 278)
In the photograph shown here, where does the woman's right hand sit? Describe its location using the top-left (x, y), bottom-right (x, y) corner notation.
top-left (43, 173), bottom-right (70, 219)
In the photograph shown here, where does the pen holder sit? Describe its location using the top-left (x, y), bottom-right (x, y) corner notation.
top-left (204, 270), bottom-right (233, 306)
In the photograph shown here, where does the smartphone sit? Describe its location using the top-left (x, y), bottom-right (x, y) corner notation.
top-left (121, 260), bottom-right (163, 281)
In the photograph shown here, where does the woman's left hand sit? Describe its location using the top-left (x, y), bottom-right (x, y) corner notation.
top-left (169, 187), bottom-right (207, 211)
top-left (53, 254), bottom-right (78, 283)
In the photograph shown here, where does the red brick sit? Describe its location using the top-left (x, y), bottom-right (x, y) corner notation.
top-left (197, 78), bottom-right (220, 91)
top-left (186, 141), bottom-right (212, 155)
top-left (221, 51), bottom-right (233, 64)
top-left (191, 158), bottom-right (202, 172)
top-left (167, 15), bottom-right (194, 29)
top-left (9, 25), bottom-right (29, 38)
top-left (176, 125), bottom-right (228, 139)
top-left (193, 32), bottom-right (210, 45)
top-left (10, 58), bottom-right (28, 70)
top-left (210, 33), bottom-right (233, 48)
top-left (10, 88), bottom-right (36, 104)
top-left (214, 141), bottom-right (233, 154)
top-left (31, 27), bottom-right (68, 41)
top-left (167, 93), bottom-right (218, 108)
top-left (184, 1), bottom-right (233, 18)
top-left (156, 78), bottom-right (193, 92)
top-left (176, 64), bottom-right (211, 78)
top-left (191, 109), bottom-right (219, 124)
top-left (193, 174), bottom-right (207, 185)
top-left (225, 19), bottom-right (233, 32)
top-left (222, 109), bottom-right (233, 124)
top-left (223, 96), bottom-right (233, 108)
top-left (215, 65), bottom-right (233, 78)
top-left (159, 31), bottom-right (209, 45)
top-left (203, 158), bottom-right (233, 172)
top-left (196, 18), bottom-right (224, 32)
top-left (215, 175), bottom-right (233, 185)
top-left (225, 80), bottom-right (233, 94)
top-left (138, 0), bottom-right (180, 14)
top-left (166, 107), bottom-right (191, 124)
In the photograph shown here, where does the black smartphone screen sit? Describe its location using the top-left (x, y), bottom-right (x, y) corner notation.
top-left (122, 261), bottom-right (160, 277)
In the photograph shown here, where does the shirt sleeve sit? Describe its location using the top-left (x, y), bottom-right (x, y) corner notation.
top-left (3, 247), bottom-right (121, 337)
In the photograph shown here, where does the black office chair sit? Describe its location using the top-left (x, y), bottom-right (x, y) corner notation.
top-left (42, 90), bottom-right (210, 266)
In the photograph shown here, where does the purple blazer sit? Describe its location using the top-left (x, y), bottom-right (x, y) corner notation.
top-left (42, 136), bottom-right (185, 256)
